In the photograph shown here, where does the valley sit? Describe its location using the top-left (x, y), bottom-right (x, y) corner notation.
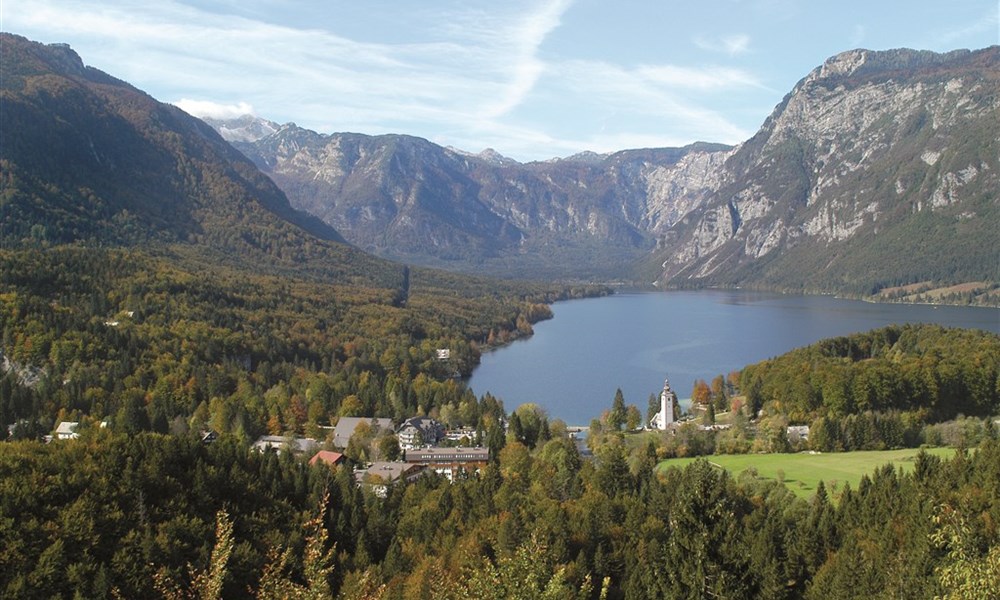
top-left (1, 30), bottom-right (998, 600)
top-left (206, 47), bottom-right (1000, 304)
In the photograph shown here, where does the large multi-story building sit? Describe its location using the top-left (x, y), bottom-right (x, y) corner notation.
top-left (396, 416), bottom-right (445, 450)
top-left (404, 446), bottom-right (489, 481)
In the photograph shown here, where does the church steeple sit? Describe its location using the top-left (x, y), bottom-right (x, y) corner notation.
top-left (650, 376), bottom-right (677, 430)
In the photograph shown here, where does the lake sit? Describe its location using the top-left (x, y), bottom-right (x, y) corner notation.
top-left (466, 291), bottom-right (999, 424)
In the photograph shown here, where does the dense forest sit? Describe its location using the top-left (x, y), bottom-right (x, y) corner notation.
top-left (2, 423), bottom-right (998, 598)
top-left (581, 324), bottom-right (1000, 459)
top-left (3, 267), bottom-right (999, 600)
top-left (740, 324), bottom-right (1000, 423)
top-left (0, 245), bottom-right (600, 440)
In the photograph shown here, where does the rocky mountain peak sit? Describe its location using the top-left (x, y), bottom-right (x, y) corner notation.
top-left (810, 48), bottom-right (870, 82)
top-left (799, 47), bottom-right (982, 92)
top-left (42, 41), bottom-right (87, 76)
top-left (557, 150), bottom-right (611, 165)
top-left (201, 114), bottom-right (281, 143)
top-left (655, 45), bottom-right (999, 293)
top-left (215, 118), bottom-right (733, 278)
top-left (476, 148), bottom-right (520, 167)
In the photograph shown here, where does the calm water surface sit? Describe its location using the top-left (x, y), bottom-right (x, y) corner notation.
top-left (466, 291), bottom-right (1000, 424)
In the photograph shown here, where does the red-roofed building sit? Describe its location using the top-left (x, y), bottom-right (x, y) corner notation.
top-left (309, 450), bottom-right (345, 467)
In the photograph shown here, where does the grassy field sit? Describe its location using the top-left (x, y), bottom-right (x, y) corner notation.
top-left (658, 447), bottom-right (957, 500)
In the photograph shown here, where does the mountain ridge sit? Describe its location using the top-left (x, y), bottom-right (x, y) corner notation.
top-left (653, 45), bottom-right (1000, 295)
top-left (221, 119), bottom-right (733, 278)
top-left (0, 33), bottom-right (379, 281)
top-left (213, 47), bottom-right (997, 294)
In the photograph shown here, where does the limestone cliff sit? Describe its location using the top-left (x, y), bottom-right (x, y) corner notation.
top-left (222, 122), bottom-right (732, 278)
top-left (655, 46), bottom-right (1000, 292)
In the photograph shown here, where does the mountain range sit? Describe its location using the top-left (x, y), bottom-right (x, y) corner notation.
top-left (653, 46), bottom-right (1000, 295)
top-left (219, 121), bottom-right (732, 279)
top-left (0, 32), bottom-right (409, 288)
top-left (212, 46), bottom-right (999, 296)
top-left (3, 31), bottom-right (997, 299)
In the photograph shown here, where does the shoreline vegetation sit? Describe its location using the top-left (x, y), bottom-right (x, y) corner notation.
top-left (622, 280), bottom-right (1000, 308)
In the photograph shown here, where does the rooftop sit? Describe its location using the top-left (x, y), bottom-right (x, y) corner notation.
top-left (405, 446), bottom-right (490, 463)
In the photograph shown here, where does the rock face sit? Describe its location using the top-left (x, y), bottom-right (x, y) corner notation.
top-left (219, 120), bottom-right (732, 278)
top-left (654, 46), bottom-right (1000, 292)
top-left (210, 46), bottom-right (998, 290)
top-left (201, 114), bottom-right (280, 143)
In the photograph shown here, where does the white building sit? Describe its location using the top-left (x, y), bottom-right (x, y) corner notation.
top-left (251, 435), bottom-right (318, 455)
top-left (54, 421), bottom-right (79, 440)
top-left (649, 378), bottom-right (677, 431)
top-left (397, 417), bottom-right (445, 450)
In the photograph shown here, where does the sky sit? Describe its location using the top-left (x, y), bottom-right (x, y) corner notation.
top-left (3, 1), bottom-right (998, 161)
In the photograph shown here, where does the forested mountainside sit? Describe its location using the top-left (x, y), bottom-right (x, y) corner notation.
top-left (0, 35), bottom-right (352, 257)
top-left (219, 119), bottom-right (731, 279)
top-left (0, 32), bottom-right (597, 438)
top-left (3, 335), bottom-right (999, 598)
top-left (652, 46), bottom-right (1000, 296)
top-left (216, 47), bottom-right (999, 298)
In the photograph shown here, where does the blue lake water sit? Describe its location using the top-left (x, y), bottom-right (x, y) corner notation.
top-left (466, 291), bottom-right (1000, 424)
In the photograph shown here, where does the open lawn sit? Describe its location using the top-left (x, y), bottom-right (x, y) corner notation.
top-left (658, 447), bottom-right (957, 500)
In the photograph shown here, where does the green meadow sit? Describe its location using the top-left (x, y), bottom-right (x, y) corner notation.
top-left (659, 447), bottom-right (958, 499)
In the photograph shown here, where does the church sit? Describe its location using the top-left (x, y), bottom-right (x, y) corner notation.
top-left (649, 377), bottom-right (678, 430)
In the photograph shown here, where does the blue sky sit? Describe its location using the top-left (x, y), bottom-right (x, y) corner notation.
top-left (4, 0), bottom-right (998, 161)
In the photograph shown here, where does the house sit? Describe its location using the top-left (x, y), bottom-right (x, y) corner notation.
top-left (445, 427), bottom-right (477, 444)
top-left (332, 417), bottom-right (394, 448)
top-left (397, 416), bottom-right (445, 450)
top-left (54, 421), bottom-right (79, 440)
top-left (404, 446), bottom-right (490, 481)
top-left (786, 425), bottom-right (810, 443)
top-left (200, 430), bottom-right (219, 444)
top-left (355, 461), bottom-right (427, 497)
top-left (698, 423), bottom-right (733, 432)
top-left (309, 450), bottom-right (345, 467)
top-left (251, 435), bottom-right (319, 455)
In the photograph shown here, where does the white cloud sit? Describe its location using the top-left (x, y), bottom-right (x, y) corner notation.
top-left (4, 0), bottom-right (759, 160)
top-left (695, 33), bottom-right (752, 56)
top-left (432, 0), bottom-right (574, 119)
top-left (934, 9), bottom-right (1000, 46)
top-left (636, 64), bottom-right (765, 90)
top-left (850, 25), bottom-right (867, 48)
top-left (173, 100), bottom-right (255, 119)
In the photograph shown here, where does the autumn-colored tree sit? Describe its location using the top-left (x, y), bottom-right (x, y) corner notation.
top-left (152, 509), bottom-right (234, 600)
top-left (377, 434), bottom-right (401, 461)
top-left (692, 379), bottom-right (712, 406)
top-left (931, 504), bottom-right (1000, 600)
top-left (625, 404), bottom-right (642, 431)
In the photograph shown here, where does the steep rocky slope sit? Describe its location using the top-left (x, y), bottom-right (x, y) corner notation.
top-left (222, 121), bottom-right (732, 278)
top-left (653, 46), bottom-right (1000, 293)
top-left (207, 46), bottom-right (997, 292)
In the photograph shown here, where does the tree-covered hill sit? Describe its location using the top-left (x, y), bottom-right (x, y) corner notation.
top-left (739, 323), bottom-right (1000, 423)
top-left (0, 33), bottom-right (366, 274)
top-left (2, 426), bottom-right (998, 598)
top-left (0, 33), bottom-right (602, 438)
